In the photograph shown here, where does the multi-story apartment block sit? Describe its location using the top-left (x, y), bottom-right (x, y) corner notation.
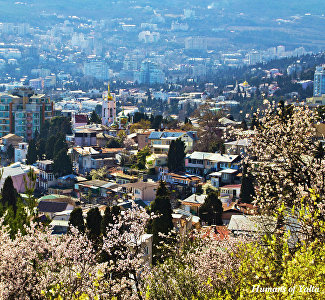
top-left (0, 87), bottom-right (54, 140)
top-left (185, 152), bottom-right (240, 176)
top-left (37, 160), bottom-right (56, 190)
top-left (184, 37), bottom-right (208, 51)
top-left (148, 130), bottom-right (197, 154)
top-left (134, 60), bottom-right (165, 85)
top-left (83, 60), bottom-right (109, 80)
top-left (314, 65), bottom-right (325, 97)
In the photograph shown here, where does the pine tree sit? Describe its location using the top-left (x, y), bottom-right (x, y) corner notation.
top-left (149, 181), bottom-right (173, 260)
top-left (167, 139), bottom-right (186, 172)
top-left (1, 176), bottom-right (18, 215)
top-left (69, 207), bottom-right (85, 232)
top-left (240, 164), bottom-right (255, 204)
top-left (199, 191), bottom-right (223, 225)
top-left (26, 139), bottom-right (38, 165)
top-left (86, 207), bottom-right (102, 241)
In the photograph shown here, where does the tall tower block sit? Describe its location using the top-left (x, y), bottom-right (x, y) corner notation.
top-left (102, 84), bottom-right (116, 126)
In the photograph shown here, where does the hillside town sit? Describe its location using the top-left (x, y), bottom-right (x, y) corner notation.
top-left (0, 1), bottom-right (324, 299)
top-left (1, 59), bottom-right (325, 241)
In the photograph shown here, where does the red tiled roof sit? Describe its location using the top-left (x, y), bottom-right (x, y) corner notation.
top-left (75, 114), bottom-right (88, 123)
top-left (102, 148), bottom-right (124, 153)
top-left (221, 184), bottom-right (241, 189)
top-left (200, 226), bottom-right (230, 240)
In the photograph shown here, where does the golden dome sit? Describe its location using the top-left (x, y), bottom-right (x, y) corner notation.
top-left (111, 122), bottom-right (118, 129)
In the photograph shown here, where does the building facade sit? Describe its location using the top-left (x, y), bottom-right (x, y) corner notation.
top-left (37, 160), bottom-right (56, 191)
top-left (102, 84), bottom-right (116, 126)
top-left (83, 60), bottom-right (109, 80)
top-left (0, 87), bottom-right (53, 140)
top-left (314, 65), bottom-right (325, 97)
top-left (134, 61), bottom-right (165, 85)
top-left (148, 130), bottom-right (197, 154)
top-left (14, 142), bottom-right (28, 163)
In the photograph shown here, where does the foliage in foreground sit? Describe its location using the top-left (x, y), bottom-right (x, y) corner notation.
top-left (0, 206), bottom-right (149, 300)
top-left (0, 208), bottom-right (324, 299)
top-left (144, 232), bottom-right (324, 300)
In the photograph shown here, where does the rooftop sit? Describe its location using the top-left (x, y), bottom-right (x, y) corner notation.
top-left (38, 201), bottom-right (70, 213)
top-left (120, 181), bottom-right (159, 190)
top-left (181, 194), bottom-right (207, 205)
top-left (79, 179), bottom-right (110, 188)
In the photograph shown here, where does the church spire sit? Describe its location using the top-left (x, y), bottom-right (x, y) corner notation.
top-left (107, 83), bottom-right (113, 101)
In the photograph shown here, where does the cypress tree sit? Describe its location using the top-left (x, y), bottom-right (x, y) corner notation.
top-left (45, 135), bottom-right (56, 159)
top-left (86, 207), bottom-right (102, 241)
top-left (1, 176), bottom-right (18, 215)
top-left (250, 115), bottom-right (259, 130)
top-left (69, 207), bottom-right (85, 232)
top-left (101, 205), bottom-right (121, 236)
top-left (26, 139), bottom-right (38, 165)
top-left (241, 119), bottom-right (248, 130)
top-left (167, 138), bottom-right (185, 172)
top-left (315, 142), bottom-right (325, 161)
top-left (53, 149), bottom-right (73, 177)
top-left (199, 191), bottom-right (223, 225)
top-left (6, 144), bottom-right (15, 162)
top-left (36, 138), bottom-right (47, 160)
top-left (152, 115), bottom-right (163, 130)
top-left (240, 164), bottom-right (256, 204)
top-left (90, 111), bottom-right (101, 124)
top-left (100, 205), bottom-right (122, 263)
top-left (111, 205), bottom-right (121, 217)
top-left (101, 206), bottom-right (113, 236)
top-left (53, 133), bottom-right (68, 156)
top-left (150, 181), bottom-right (173, 261)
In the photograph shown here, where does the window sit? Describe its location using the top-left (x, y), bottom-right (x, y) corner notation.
top-left (0, 105), bottom-right (8, 111)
